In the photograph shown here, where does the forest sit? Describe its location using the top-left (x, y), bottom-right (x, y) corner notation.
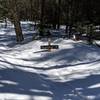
top-left (0, 1), bottom-right (100, 100)
top-left (0, 0), bottom-right (100, 43)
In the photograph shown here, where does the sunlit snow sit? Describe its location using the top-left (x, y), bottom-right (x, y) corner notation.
top-left (0, 21), bottom-right (100, 100)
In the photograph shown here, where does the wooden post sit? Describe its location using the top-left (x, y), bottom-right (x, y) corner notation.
top-left (40, 32), bottom-right (59, 51)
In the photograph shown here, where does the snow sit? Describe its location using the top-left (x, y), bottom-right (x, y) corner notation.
top-left (88, 83), bottom-right (100, 89)
top-left (0, 21), bottom-right (100, 100)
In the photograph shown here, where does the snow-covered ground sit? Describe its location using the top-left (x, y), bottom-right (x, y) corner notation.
top-left (0, 22), bottom-right (100, 100)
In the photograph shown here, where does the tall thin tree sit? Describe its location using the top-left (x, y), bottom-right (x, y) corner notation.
top-left (8, 0), bottom-right (24, 42)
top-left (39, 0), bottom-right (45, 36)
top-left (57, 0), bottom-right (61, 29)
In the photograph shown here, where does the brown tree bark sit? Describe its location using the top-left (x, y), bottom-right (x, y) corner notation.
top-left (8, 0), bottom-right (24, 42)
top-left (13, 12), bottom-right (24, 42)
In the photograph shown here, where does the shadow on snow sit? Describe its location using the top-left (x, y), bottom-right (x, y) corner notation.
top-left (0, 68), bottom-right (100, 100)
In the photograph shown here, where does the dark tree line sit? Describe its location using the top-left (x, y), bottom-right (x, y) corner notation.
top-left (0, 0), bottom-right (100, 42)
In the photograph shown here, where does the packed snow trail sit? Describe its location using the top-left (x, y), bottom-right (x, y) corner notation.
top-left (0, 22), bottom-right (100, 100)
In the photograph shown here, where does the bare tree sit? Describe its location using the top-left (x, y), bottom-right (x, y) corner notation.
top-left (7, 0), bottom-right (24, 42)
top-left (39, 0), bottom-right (45, 36)
top-left (57, 0), bottom-right (61, 29)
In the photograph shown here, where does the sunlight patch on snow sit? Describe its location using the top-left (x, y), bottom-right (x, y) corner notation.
top-left (0, 80), bottom-right (18, 85)
top-left (17, 67), bottom-right (37, 73)
top-left (60, 43), bottom-right (74, 49)
top-left (0, 30), bottom-right (5, 34)
top-left (0, 61), bottom-right (12, 69)
top-left (33, 96), bottom-right (52, 100)
top-left (3, 56), bottom-right (30, 65)
top-left (87, 95), bottom-right (96, 100)
top-left (0, 54), bottom-right (36, 68)
top-left (30, 89), bottom-right (53, 95)
top-left (75, 88), bottom-right (83, 91)
top-left (0, 46), bottom-right (7, 50)
top-left (88, 83), bottom-right (100, 89)
top-left (0, 93), bottom-right (32, 100)
top-left (45, 63), bottom-right (100, 82)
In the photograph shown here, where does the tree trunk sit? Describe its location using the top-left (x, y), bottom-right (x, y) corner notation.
top-left (67, 0), bottom-right (73, 38)
top-left (57, 0), bottom-right (61, 29)
top-left (13, 12), bottom-right (24, 42)
top-left (39, 0), bottom-right (45, 36)
top-left (4, 17), bottom-right (7, 28)
top-left (8, 0), bottom-right (24, 42)
top-left (30, 0), bottom-right (33, 21)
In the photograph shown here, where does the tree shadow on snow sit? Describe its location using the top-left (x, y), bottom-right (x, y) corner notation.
top-left (0, 67), bottom-right (100, 100)
top-left (1, 68), bottom-right (100, 100)
top-left (0, 68), bottom-right (80, 100)
top-left (0, 68), bottom-right (53, 99)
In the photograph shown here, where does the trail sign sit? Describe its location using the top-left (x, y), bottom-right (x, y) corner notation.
top-left (40, 30), bottom-right (59, 51)
top-left (41, 45), bottom-right (59, 49)
top-left (40, 37), bottom-right (59, 51)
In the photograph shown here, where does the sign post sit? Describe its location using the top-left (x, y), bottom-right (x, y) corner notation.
top-left (40, 31), bottom-right (59, 51)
